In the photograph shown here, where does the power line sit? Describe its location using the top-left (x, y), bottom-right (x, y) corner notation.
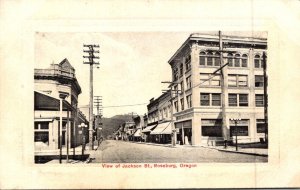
top-left (79, 102), bottom-right (147, 108)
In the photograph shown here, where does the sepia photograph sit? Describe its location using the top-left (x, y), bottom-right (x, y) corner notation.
top-left (34, 31), bottom-right (268, 164)
top-left (1, 0), bottom-right (300, 189)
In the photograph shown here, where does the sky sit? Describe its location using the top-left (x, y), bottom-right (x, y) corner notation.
top-left (35, 31), bottom-right (267, 117)
top-left (35, 32), bottom-right (191, 117)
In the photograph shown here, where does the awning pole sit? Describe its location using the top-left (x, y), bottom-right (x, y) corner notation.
top-left (66, 109), bottom-right (69, 163)
top-left (59, 98), bottom-right (63, 164)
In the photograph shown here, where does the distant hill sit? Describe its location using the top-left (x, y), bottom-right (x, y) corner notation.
top-left (101, 114), bottom-right (134, 138)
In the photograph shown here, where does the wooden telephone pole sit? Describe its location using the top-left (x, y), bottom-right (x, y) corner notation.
top-left (83, 44), bottom-right (100, 150)
top-left (219, 31), bottom-right (228, 143)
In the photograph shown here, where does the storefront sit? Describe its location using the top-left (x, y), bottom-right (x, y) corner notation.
top-left (141, 124), bottom-right (157, 142)
top-left (150, 122), bottom-right (172, 144)
top-left (175, 120), bottom-right (192, 145)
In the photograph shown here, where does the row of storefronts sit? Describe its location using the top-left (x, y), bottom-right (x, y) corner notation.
top-left (116, 33), bottom-right (268, 147)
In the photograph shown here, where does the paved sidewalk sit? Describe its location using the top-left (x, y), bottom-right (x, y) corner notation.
top-left (200, 145), bottom-right (268, 157)
top-left (118, 140), bottom-right (268, 157)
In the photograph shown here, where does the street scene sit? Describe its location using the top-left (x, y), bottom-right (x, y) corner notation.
top-left (89, 140), bottom-right (267, 163)
top-left (34, 31), bottom-right (268, 164)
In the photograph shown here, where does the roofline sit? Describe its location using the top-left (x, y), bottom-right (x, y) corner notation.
top-left (168, 33), bottom-right (267, 64)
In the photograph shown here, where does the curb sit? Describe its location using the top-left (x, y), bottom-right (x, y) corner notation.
top-left (200, 145), bottom-right (268, 157)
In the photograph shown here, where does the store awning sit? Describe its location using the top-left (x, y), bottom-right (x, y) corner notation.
top-left (133, 129), bottom-right (141, 137)
top-left (161, 122), bottom-right (172, 134)
top-left (150, 122), bottom-right (171, 135)
top-left (141, 124), bottom-right (157, 133)
top-left (34, 91), bottom-right (72, 111)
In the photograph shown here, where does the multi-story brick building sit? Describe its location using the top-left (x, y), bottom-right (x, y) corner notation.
top-left (142, 91), bottom-right (173, 143)
top-left (168, 33), bottom-right (267, 146)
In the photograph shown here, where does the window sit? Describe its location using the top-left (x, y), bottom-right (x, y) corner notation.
top-left (254, 54), bottom-right (261, 68)
top-left (34, 122), bottom-right (50, 145)
top-left (200, 73), bottom-right (220, 86)
top-left (173, 67), bottom-right (179, 81)
top-left (214, 52), bottom-right (220, 66)
top-left (40, 122), bottom-right (49, 129)
top-left (180, 81), bottom-right (184, 93)
top-left (186, 95), bottom-right (192, 108)
top-left (239, 94), bottom-right (248, 107)
top-left (200, 93), bottom-right (210, 106)
top-left (174, 85), bottom-right (179, 95)
top-left (200, 73), bottom-right (209, 86)
top-left (34, 122), bottom-right (49, 130)
top-left (201, 119), bottom-right (222, 137)
top-left (211, 75), bottom-right (221, 86)
top-left (200, 52), bottom-right (206, 66)
top-left (179, 63), bottom-right (183, 76)
top-left (242, 54), bottom-right (248, 67)
top-left (230, 126), bottom-right (248, 136)
top-left (207, 52), bottom-right (213, 66)
top-left (200, 93), bottom-right (221, 106)
top-left (256, 119), bottom-right (266, 133)
top-left (227, 53), bottom-right (233, 67)
top-left (229, 94), bottom-right (237, 106)
top-left (174, 101), bottom-right (178, 112)
top-left (180, 98), bottom-right (184, 110)
top-left (234, 54), bottom-right (240, 67)
top-left (186, 76), bottom-right (191, 89)
top-left (185, 55), bottom-right (191, 71)
top-left (211, 94), bottom-right (221, 106)
top-left (255, 75), bottom-right (264, 87)
top-left (228, 75), bottom-right (237, 87)
top-left (255, 94), bottom-right (264, 107)
top-left (34, 132), bottom-right (49, 143)
top-left (228, 74), bottom-right (248, 87)
top-left (238, 75), bottom-right (248, 87)
top-left (230, 119), bottom-right (249, 136)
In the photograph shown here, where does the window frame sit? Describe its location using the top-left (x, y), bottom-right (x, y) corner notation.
top-left (211, 93), bottom-right (221, 106)
top-left (186, 76), bottom-right (192, 89)
top-left (200, 93), bottom-right (210, 106)
top-left (255, 75), bottom-right (264, 87)
top-left (255, 94), bottom-right (264, 107)
top-left (239, 94), bottom-right (249, 107)
top-left (228, 94), bottom-right (238, 107)
top-left (186, 94), bottom-right (192, 108)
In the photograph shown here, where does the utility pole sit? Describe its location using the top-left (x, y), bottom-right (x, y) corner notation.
top-left (263, 52), bottom-right (268, 146)
top-left (219, 31), bottom-right (228, 144)
top-left (83, 44), bottom-right (100, 150)
top-left (94, 96), bottom-right (102, 116)
top-left (162, 81), bottom-right (180, 147)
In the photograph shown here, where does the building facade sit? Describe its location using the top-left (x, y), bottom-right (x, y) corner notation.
top-left (142, 91), bottom-right (173, 143)
top-left (168, 33), bottom-right (267, 146)
top-left (34, 58), bottom-right (88, 151)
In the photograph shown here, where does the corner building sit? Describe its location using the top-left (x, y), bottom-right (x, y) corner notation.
top-left (168, 33), bottom-right (267, 146)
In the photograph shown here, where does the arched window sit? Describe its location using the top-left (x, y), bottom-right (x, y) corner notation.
top-left (199, 52), bottom-right (206, 66)
top-left (207, 52), bottom-right (213, 66)
top-left (242, 54), bottom-right (248, 67)
top-left (214, 52), bottom-right (220, 66)
top-left (254, 54), bottom-right (260, 68)
top-left (227, 53), bottom-right (233, 67)
top-left (234, 54), bottom-right (240, 67)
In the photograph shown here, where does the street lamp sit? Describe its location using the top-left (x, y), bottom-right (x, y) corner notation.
top-left (230, 118), bottom-right (241, 151)
top-left (78, 123), bottom-right (87, 160)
